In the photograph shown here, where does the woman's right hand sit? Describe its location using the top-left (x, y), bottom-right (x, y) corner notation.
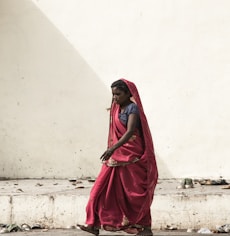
top-left (100, 148), bottom-right (115, 161)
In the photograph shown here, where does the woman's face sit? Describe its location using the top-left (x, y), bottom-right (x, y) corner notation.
top-left (112, 87), bottom-right (130, 106)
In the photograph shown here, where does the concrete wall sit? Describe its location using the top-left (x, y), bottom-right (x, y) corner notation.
top-left (0, 0), bottom-right (230, 179)
top-left (0, 0), bottom-right (109, 178)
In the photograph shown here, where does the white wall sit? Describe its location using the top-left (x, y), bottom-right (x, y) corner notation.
top-left (0, 0), bottom-right (109, 178)
top-left (1, 0), bottom-right (230, 179)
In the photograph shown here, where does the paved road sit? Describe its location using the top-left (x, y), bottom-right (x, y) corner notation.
top-left (2, 229), bottom-right (226, 236)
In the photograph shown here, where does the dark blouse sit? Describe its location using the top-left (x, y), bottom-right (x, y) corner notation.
top-left (118, 103), bottom-right (140, 129)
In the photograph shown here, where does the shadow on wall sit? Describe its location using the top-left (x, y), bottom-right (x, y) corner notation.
top-left (0, 0), bottom-right (110, 178)
top-left (0, 0), bottom-right (172, 179)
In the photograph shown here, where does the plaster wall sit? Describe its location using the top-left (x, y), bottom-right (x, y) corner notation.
top-left (0, 0), bottom-right (230, 179)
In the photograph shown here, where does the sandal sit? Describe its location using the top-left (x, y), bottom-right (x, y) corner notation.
top-left (136, 227), bottom-right (153, 236)
top-left (124, 228), bottom-right (139, 234)
top-left (77, 224), bottom-right (99, 236)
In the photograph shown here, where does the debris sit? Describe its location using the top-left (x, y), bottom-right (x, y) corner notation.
top-left (66, 225), bottom-right (76, 229)
top-left (31, 223), bottom-right (42, 229)
top-left (71, 180), bottom-right (83, 185)
top-left (0, 224), bottom-right (22, 233)
top-left (35, 183), bottom-right (43, 187)
top-left (197, 179), bottom-right (228, 185)
top-left (68, 178), bottom-right (77, 182)
top-left (165, 225), bottom-right (177, 230)
top-left (80, 176), bottom-right (92, 180)
top-left (222, 185), bottom-right (230, 189)
top-left (197, 227), bottom-right (213, 234)
top-left (21, 223), bottom-right (31, 231)
top-left (0, 223), bottom-right (48, 233)
top-left (177, 178), bottom-right (194, 189)
top-left (88, 178), bottom-right (96, 183)
top-left (216, 224), bottom-right (230, 233)
top-left (0, 228), bottom-right (9, 234)
top-left (8, 224), bottom-right (21, 232)
top-left (75, 186), bottom-right (85, 189)
top-left (16, 188), bottom-right (23, 192)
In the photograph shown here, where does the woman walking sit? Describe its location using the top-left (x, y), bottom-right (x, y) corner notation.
top-left (78, 79), bottom-right (158, 236)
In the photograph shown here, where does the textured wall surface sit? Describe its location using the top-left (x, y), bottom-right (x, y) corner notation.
top-left (0, 0), bottom-right (230, 178)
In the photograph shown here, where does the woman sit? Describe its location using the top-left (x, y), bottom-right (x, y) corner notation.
top-left (78, 79), bottom-right (158, 236)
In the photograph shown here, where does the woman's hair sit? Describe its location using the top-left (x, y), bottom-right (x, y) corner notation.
top-left (111, 79), bottom-right (131, 95)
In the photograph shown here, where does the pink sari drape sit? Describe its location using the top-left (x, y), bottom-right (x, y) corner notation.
top-left (85, 79), bottom-right (158, 229)
top-left (107, 103), bottom-right (144, 164)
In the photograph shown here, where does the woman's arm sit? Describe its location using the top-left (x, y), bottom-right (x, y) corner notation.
top-left (100, 113), bottom-right (138, 161)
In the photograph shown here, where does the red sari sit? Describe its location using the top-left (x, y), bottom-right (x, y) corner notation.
top-left (85, 79), bottom-right (158, 230)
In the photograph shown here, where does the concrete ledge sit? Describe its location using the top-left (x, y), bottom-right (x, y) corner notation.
top-left (0, 179), bottom-right (229, 230)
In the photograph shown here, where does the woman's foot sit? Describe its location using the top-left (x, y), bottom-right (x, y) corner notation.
top-left (77, 224), bottom-right (99, 236)
top-left (124, 228), bottom-right (139, 234)
top-left (136, 227), bottom-right (153, 236)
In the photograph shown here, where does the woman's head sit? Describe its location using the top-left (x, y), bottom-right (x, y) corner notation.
top-left (111, 79), bottom-right (132, 106)
top-left (111, 80), bottom-right (131, 94)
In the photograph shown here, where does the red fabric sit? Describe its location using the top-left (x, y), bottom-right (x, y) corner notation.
top-left (85, 79), bottom-right (158, 230)
top-left (107, 102), bottom-right (144, 163)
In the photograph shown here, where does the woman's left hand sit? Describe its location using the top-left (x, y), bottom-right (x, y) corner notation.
top-left (100, 148), bottom-right (115, 161)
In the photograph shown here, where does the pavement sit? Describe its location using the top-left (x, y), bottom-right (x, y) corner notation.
top-left (1, 228), bottom-right (229, 236)
top-left (0, 178), bottom-right (230, 235)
